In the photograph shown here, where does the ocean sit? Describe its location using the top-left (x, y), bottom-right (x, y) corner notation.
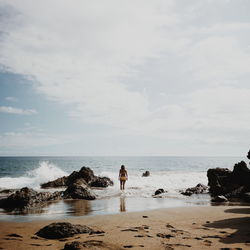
top-left (0, 156), bottom-right (244, 221)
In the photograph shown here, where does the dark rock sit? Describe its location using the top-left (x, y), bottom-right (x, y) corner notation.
top-left (142, 171), bottom-right (150, 177)
top-left (41, 176), bottom-right (67, 188)
top-left (6, 234), bottom-right (23, 238)
top-left (67, 167), bottom-right (95, 185)
top-left (90, 177), bottom-right (114, 188)
top-left (181, 183), bottom-right (208, 196)
top-left (63, 180), bottom-right (96, 200)
top-left (154, 188), bottom-right (165, 196)
top-left (211, 195), bottom-right (228, 202)
top-left (36, 222), bottom-right (94, 239)
top-left (207, 159), bottom-right (250, 199)
top-left (247, 150), bottom-right (250, 160)
top-left (41, 166), bottom-right (113, 189)
top-left (243, 192), bottom-right (250, 202)
top-left (0, 187), bottom-right (62, 210)
top-left (64, 241), bottom-right (82, 250)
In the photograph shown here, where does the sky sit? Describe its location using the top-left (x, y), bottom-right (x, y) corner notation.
top-left (0, 0), bottom-right (250, 156)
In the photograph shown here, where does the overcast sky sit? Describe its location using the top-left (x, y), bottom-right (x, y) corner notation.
top-left (0, 0), bottom-right (249, 156)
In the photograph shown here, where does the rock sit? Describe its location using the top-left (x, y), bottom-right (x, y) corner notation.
top-left (41, 176), bottom-right (67, 188)
top-left (207, 158), bottom-right (250, 199)
top-left (243, 192), bottom-right (250, 202)
top-left (211, 195), bottom-right (228, 202)
top-left (64, 240), bottom-right (118, 250)
top-left (142, 171), bottom-right (150, 177)
top-left (36, 222), bottom-right (94, 239)
top-left (154, 188), bottom-right (165, 196)
top-left (90, 177), bottom-right (114, 188)
top-left (41, 166), bottom-right (113, 189)
top-left (64, 241), bottom-right (82, 250)
top-left (247, 150), bottom-right (250, 160)
top-left (66, 167), bottom-right (95, 185)
top-left (63, 180), bottom-right (96, 200)
top-left (181, 183), bottom-right (208, 196)
top-left (0, 187), bottom-right (62, 211)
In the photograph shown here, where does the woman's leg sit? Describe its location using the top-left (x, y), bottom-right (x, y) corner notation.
top-left (120, 180), bottom-right (122, 190)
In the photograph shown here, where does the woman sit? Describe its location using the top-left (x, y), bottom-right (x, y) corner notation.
top-left (119, 165), bottom-right (128, 190)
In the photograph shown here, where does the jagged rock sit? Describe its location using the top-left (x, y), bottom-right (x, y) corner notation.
top-left (154, 189), bottom-right (165, 196)
top-left (207, 160), bottom-right (250, 199)
top-left (36, 222), bottom-right (94, 239)
top-left (142, 171), bottom-right (150, 177)
top-left (0, 187), bottom-right (62, 210)
top-left (90, 177), bottom-right (114, 188)
top-left (211, 195), bottom-right (228, 202)
top-left (41, 176), bottom-right (67, 188)
top-left (181, 183), bottom-right (208, 196)
top-left (41, 166), bottom-right (113, 189)
top-left (66, 167), bottom-right (95, 185)
top-left (63, 180), bottom-right (96, 200)
top-left (247, 150), bottom-right (250, 160)
top-left (243, 192), bottom-right (250, 202)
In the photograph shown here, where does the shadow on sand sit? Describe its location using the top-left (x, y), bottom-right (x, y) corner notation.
top-left (204, 207), bottom-right (250, 245)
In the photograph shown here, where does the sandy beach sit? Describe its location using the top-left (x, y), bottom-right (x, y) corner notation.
top-left (0, 206), bottom-right (250, 250)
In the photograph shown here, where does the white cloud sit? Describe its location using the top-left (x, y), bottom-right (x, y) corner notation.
top-left (0, 0), bottom-right (250, 154)
top-left (0, 106), bottom-right (37, 115)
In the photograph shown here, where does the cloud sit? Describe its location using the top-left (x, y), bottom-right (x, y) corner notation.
top-left (0, 0), bottom-right (250, 154)
top-left (0, 106), bottom-right (37, 115)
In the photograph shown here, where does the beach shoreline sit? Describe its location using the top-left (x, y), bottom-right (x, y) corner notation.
top-left (0, 205), bottom-right (249, 249)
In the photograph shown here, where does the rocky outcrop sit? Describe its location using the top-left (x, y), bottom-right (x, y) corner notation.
top-left (154, 188), bottom-right (165, 196)
top-left (41, 176), bottom-right (67, 188)
top-left (89, 177), bottom-right (114, 188)
top-left (36, 222), bottom-right (94, 239)
top-left (207, 160), bottom-right (250, 201)
top-left (142, 171), bottom-right (150, 177)
top-left (181, 183), bottom-right (208, 196)
top-left (63, 179), bottom-right (96, 200)
top-left (0, 187), bottom-right (62, 211)
top-left (41, 167), bottom-right (113, 189)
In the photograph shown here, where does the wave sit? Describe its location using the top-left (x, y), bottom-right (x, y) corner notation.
top-left (0, 161), bottom-right (68, 189)
top-left (94, 170), bottom-right (208, 199)
top-left (0, 163), bottom-right (208, 199)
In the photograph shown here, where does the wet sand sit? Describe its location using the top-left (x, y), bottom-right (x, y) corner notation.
top-left (0, 206), bottom-right (250, 249)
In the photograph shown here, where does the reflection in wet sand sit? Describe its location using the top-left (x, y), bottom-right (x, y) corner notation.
top-left (120, 197), bottom-right (126, 212)
top-left (63, 200), bottom-right (92, 216)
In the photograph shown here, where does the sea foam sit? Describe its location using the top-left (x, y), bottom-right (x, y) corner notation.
top-left (0, 161), bottom-right (68, 189)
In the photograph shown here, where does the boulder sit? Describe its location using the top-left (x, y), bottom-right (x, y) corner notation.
top-left (90, 177), bottom-right (114, 188)
top-left (154, 189), bottom-right (165, 196)
top-left (66, 167), bottom-right (95, 185)
top-left (142, 171), bottom-right (150, 177)
top-left (0, 187), bottom-right (62, 210)
top-left (243, 192), bottom-right (250, 203)
top-left (41, 166), bottom-right (113, 189)
top-left (41, 176), bottom-right (67, 188)
top-left (211, 195), bottom-right (228, 202)
top-left (64, 240), bottom-right (118, 250)
top-left (63, 180), bottom-right (96, 200)
top-left (207, 160), bottom-right (250, 199)
top-left (181, 183), bottom-right (208, 196)
top-left (36, 222), bottom-right (94, 239)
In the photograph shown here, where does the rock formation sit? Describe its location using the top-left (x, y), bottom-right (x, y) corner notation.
top-left (181, 183), bottom-right (208, 196)
top-left (142, 171), bottom-right (150, 177)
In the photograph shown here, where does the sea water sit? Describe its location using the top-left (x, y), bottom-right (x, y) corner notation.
top-left (0, 156), bottom-right (244, 221)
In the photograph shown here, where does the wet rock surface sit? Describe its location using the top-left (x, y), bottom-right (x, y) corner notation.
top-left (142, 171), bottom-right (150, 177)
top-left (36, 222), bottom-right (94, 239)
top-left (63, 180), bottom-right (96, 200)
top-left (181, 183), bottom-right (208, 196)
top-left (41, 166), bottom-right (113, 189)
top-left (154, 188), bottom-right (165, 196)
top-left (211, 195), bottom-right (228, 202)
top-left (207, 159), bottom-right (250, 201)
top-left (0, 187), bottom-right (62, 211)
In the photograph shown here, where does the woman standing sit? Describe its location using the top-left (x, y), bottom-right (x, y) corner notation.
top-left (119, 165), bottom-right (128, 190)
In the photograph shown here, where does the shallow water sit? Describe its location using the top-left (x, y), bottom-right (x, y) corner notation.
top-left (0, 156), bottom-right (246, 221)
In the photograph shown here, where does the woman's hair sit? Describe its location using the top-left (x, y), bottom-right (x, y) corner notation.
top-left (121, 165), bottom-right (125, 170)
